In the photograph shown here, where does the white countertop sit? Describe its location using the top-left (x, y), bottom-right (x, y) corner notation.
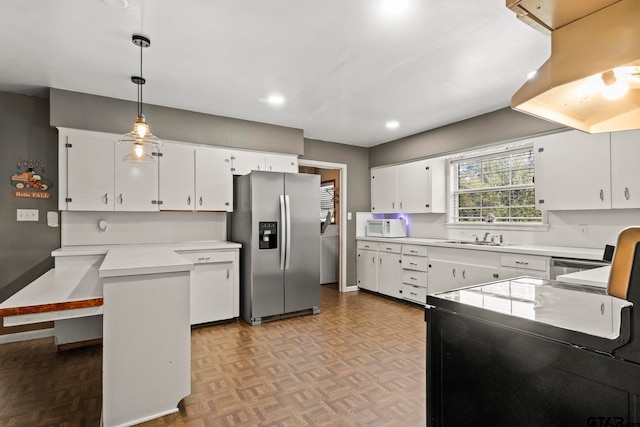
top-left (52, 240), bottom-right (241, 257)
top-left (357, 236), bottom-right (604, 260)
top-left (557, 266), bottom-right (611, 289)
top-left (99, 247), bottom-right (194, 278)
top-left (433, 277), bottom-right (630, 340)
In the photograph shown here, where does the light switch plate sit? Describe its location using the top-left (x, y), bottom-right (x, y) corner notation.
top-left (17, 209), bottom-right (39, 221)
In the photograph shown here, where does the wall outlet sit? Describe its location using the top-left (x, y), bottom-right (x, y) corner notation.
top-left (578, 225), bottom-right (588, 236)
top-left (17, 209), bottom-right (39, 221)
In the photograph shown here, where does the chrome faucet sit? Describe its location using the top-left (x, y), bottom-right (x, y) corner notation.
top-left (483, 232), bottom-right (490, 242)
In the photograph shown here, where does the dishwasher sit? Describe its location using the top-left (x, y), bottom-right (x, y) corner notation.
top-left (550, 257), bottom-right (610, 280)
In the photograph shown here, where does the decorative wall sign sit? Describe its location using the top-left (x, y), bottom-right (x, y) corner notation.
top-left (10, 158), bottom-right (53, 199)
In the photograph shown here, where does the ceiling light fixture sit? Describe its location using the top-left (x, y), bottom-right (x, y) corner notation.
top-left (386, 120), bottom-right (399, 129)
top-left (526, 70), bottom-right (537, 80)
top-left (267, 94), bottom-right (285, 106)
top-left (381, 0), bottom-right (409, 14)
top-left (118, 34), bottom-right (161, 163)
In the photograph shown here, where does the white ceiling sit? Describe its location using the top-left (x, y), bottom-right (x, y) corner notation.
top-left (0, 0), bottom-right (550, 147)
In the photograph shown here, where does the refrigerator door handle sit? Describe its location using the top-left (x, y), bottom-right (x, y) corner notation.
top-left (280, 195), bottom-right (286, 271)
top-left (285, 194), bottom-right (292, 270)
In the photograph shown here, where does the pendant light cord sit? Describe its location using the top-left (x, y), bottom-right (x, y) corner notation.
top-left (139, 39), bottom-right (143, 117)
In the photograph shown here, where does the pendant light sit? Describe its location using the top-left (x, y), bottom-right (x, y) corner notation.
top-left (118, 34), bottom-right (161, 163)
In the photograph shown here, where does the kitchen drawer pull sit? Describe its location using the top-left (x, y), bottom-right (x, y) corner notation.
top-left (410, 262), bottom-right (418, 266)
top-left (409, 292), bottom-right (418, 296)
top-left (515, 261), bottom-right (529, 265)
top-left (197, 256), bottom-right (210, 261)
top-left (410, 276), bottom-right (417, 280)
top-left (410, 250), bottom-right (418, 254)
top-left (625, 187), bottom-right (630, 200)
top-left (364, 245), bottom-right (370, 249)
top-left (386, 247), bottom-right (393, 251)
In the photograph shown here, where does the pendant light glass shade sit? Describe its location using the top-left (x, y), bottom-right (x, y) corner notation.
top-left (118, 34), bottom-right (161, 163)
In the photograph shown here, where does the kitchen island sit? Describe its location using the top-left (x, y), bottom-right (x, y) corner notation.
top-left (425, 277), bottom-right (640, 426)
top-left (0, 240), bottom-right (241, 427)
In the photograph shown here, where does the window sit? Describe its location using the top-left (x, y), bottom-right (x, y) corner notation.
top-left (321, 181), bottom-right (335, 223)
top-left (450, 147), bottom-right (542, 224)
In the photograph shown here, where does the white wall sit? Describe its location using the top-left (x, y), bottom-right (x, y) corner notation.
top-left (61, 211), bottom-right (227, 246)
top-left (405, 209), bottom-right (640, 250)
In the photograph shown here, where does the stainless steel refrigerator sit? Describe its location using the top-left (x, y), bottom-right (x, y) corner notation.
top-left (231, 171), bottom-right (321, 325)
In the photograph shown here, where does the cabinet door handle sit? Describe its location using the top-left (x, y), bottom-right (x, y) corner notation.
top-left (104, 193), bottom-right (109, 204)
top-left (600, 189), bottom-right (604, 201)
top-left (409, 292), bottom-right (418, 296)
top-left (372, 256), bottom-right (375, 264)
top-left (119, 193), bottom-right (123, 204)
top-left (386, 247), bottom-right (393, 251)
top-left (199, 196), bottom-right (203, 206)
top-left (462, 270), bottom-right (466, 279)
top-left (380, 258), bottom-right (382, 264)
top-left (392, 202), bottom-right (395, 209)
top-left (452, 268), bottom-right (456, 278)
top-left (515, 261), bottom-right (529, 265)
top-left (410, 276), bottom-right (417, 280)
top-left (400, 201), bottom-right (403, 209)
top-left (227, 269), bottom-right (230, 279)
top-left (625, 187), bottom-right (630, 200)
top-left (187, 196), bottom-right (191, 206)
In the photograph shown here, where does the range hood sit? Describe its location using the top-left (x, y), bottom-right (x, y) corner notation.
top-left (507, 0), bottom-right (640, 133)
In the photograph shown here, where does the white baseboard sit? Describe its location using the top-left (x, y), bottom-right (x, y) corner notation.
top-left (0, 328), bottom-right (54, 344)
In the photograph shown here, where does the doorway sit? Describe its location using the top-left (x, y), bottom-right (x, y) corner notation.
top-left (298, 160), bottom-right (350, 292)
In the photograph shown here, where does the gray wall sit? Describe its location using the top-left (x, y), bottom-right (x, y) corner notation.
top-left (369, 107), bottom-right (565, 167)
top-left (0, 92), bottom-right (59, 304)
top-left (301, 138), bottom-right (370, 287)
top-left (50, 89), bottom-right (304, 155)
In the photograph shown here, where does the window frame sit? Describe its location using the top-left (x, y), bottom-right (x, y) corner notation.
top-left (446, 143), bottom-right (547, 228)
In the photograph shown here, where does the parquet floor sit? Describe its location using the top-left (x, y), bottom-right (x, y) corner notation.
top-left (0, 286), bottom-right (426, 427)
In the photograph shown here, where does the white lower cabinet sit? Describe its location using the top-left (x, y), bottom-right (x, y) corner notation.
top-left (427, 248), bottom-right (500, 294)
top-left (178, 250), bottom-right (239, 325)
top-left (402, 244), bottom-right (429, 304)
top-left (498, 254), bottom-right (550, 279)
top-left (357, 242), bottom-right (378, 292)
top-left (377, 244), bottom-right (403, 299)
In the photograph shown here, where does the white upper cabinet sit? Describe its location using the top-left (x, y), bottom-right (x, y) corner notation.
top-left (231, 151), bottom-right (298, 175)
top-left (611, 129), bottom-right (640, 209)
top-left (534, 130), bottom-right (611, 211)
top-left (159, 142), bottom-right (196, 211)
top-left (371, 158), bottom-right (445, 214)
top-left (195, 147), bottom-right (233, 211)
top-left (265, 153), bottom-right (298, 173)
top-left (371, 166), bottom-right (397, 213)
top-left (59, 128), bottom-right (159, 212)
top-left (113, 143), bottom-right (159, 211)
top-left (62, 133), bottom-right (115, 211)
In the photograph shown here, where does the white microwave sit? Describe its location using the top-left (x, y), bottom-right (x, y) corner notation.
top-left (366, 219), bottom-right (407, 238)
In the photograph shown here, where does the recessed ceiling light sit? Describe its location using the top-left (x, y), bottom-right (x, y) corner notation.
top-left (267, 94), bottom-right (285, 106)
top-left (386, 120), bottom-right (399, 129)
top-left (101, 0), bottom-right (137, 9)
top-left (381, 0), bottom-right (409, 14)
top-left (526, 70), bottom-right (537, 80)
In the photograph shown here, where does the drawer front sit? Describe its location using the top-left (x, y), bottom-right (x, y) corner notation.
top-left (179, 250), bottom-right (236, 264)
top-left (402, 284), bottom-right (427, 304)
top-left (357, 241), bottom-right (378, 251)
top-left (402, 255), bottom-right (429, 272)
top-left (378, 243), bottom-right (402, 254)
top-left (402, 244), bottom-right (428, 257)
top-left (500, 254), bottom-right (548, 272)
top-left (402, 270), bottom-right (428, 287)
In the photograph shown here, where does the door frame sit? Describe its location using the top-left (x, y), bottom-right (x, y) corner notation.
top-left (298, 159), bottom-right (354, 292)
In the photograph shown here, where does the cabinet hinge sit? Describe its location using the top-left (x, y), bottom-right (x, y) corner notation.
top-left (65, 197), bottom-right (72, 202)
top-left (65, 143), bottom-right (72, 148)
top-left (538, 199), bottom-right (545, 204)
top-left (425, 166), bottom-right (429, 170)
top-left (225, 158), bottom-right (230, 163)
top-left (152, 152), bottom-right (163, 157)
top-left (372, 175), bottom-right (375, 179)
top-left (231, 168), bottom-right (236, 172)
top-left (538, 148), bottom-right (544, 153)
top-left (225, 202), bottom-right (230, 206)
top-left (151, 200), bottom-right (164, 205)
top-left (231, 156), bottom-right (236, 160)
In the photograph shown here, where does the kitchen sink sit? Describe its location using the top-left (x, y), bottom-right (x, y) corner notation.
top-left (437, 240), bottom-right (512, 247)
